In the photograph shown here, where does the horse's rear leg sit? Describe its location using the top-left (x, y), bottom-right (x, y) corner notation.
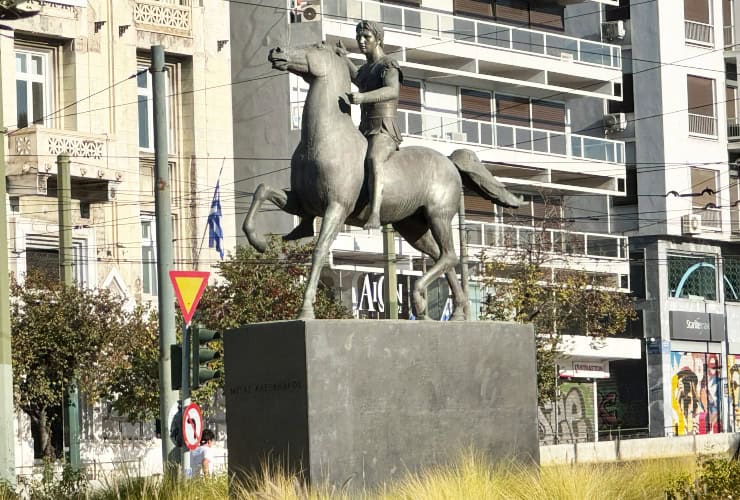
top-left (394, 216), bottom-right (467, 321)
top-left (298, 203), bottom-right (347, 320)
top-left (242, 184), bottom-right (304, 252)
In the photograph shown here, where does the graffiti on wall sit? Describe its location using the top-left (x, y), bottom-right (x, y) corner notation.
top-left (728, 355), bottom-right (740, 432)
top-left (670, 352), bottom-right (721, 436)
top-left (538, 382), bottom-right (594, 445)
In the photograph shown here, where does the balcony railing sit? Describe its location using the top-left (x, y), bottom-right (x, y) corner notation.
top-left (693, 206), bottom-right (722, 230)
top-left (688, 113), bottom-right (717, 137)
top-left (685, 20), bottom-right (714, 46)
top-left (464, 221), bottom-right (628, 260)
top-left (725, 25), bottom-right (734, 48)
top-left (323, 0), bottom-right (621, 69)
top-left (729, 117), bottom-right (740, 139)
top-left (397, 109), bottom-right (625, 164)
top-left (134, 0), bottom-right (191, 34)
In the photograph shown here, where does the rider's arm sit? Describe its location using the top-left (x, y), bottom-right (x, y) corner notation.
top-left (335, 42), bottom-right (359, 81)
top-left (354, 66), bottom-right (400, 103)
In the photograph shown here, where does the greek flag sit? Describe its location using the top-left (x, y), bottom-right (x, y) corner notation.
top-left (208, 182), bottom-right (224, 259)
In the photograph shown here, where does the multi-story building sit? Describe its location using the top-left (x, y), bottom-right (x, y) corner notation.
top-left (610, 0), bottom-right (740, 437)
top-left (4, 0), bottom-right (234, 463)
top-left (230, 0), bottom-right (644, 443)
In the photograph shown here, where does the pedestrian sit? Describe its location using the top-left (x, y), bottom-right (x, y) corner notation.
top-left (190, 428), bottom-right (216, 477)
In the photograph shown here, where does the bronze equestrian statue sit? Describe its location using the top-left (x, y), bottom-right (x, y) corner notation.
top-left (242, 21), bottom-right (520, 320)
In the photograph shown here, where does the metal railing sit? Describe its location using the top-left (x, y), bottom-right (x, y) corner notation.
top-left (728, 117), bottom-right (740, 139)
top-left (464, 220), bottom-right (628, 260)
top-left (322, 0), bottom-right (621, 69)
top-left (725, 25), bottom-right (734, 48)
top-left (688, 113), bottom-right (717, 137)
top-left (685, 20), bottom-right (714, 46)
top-left (397, 109), bottom-right (625, 164)
top-left (693, 206), bottom-right (723, 230)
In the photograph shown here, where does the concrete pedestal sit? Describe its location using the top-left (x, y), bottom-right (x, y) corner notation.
top-left (224, 320), bottom-right (538, 489)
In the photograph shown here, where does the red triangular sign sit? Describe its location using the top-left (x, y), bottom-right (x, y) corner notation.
top-left (169, 270), bottom-right (210, 324)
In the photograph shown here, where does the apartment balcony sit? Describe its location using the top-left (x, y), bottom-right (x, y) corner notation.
top-left (321, 0), bottom-right (622, 99)
top-left (5, 126), bottom-right (119, 203)
top-left (134, 0), bottom-right (192, 36)
top-left (729, 117), bottom-right (740, 142)
top-left (397, 110), bottom-right (625, 194)
top-left (688, 113), bottom-right (717, 138)
top-left (685, 20), bottom-right (714, 47)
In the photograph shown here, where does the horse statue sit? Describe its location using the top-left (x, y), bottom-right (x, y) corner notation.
top-left (242, 42), bottom-right (520, 320)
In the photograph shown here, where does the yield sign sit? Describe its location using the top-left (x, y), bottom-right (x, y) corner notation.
top-left (169, 270), bottom-right (210, 324)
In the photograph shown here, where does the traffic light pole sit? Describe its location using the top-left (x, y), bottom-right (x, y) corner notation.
top-left (152, 45), bottom-right (179, 473)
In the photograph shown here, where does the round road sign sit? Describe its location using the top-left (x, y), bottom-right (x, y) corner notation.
top-left (182, 402), bottom-right (203, 451)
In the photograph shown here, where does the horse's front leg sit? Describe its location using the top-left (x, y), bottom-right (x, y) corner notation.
top-left (298, 202), bottom-right (347, 320)
top-left (242, 184), bottom-right (302, 252)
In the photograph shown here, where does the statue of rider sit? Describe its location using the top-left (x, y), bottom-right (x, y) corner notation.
top-left (344, 20), bottom-right (403, 230)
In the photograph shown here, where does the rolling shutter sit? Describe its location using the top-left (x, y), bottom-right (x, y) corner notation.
top-left (687, 75), bottom-right (715, 116)
top-left (684, 0), bottom-right (710, 23)
top-left (691, 166), bottom-right (718, 207)
top-left (496, 94), bottom-right (530, 127)
top-left (495, 0), bottom-right (529, 26)
top-left (453, 0), bottom-right (493, 18)
top-left (531, 100), bottom-right (565, 131)
top-left (461, 88), bottom-right (492, 120)
top-left (399, 80), bottom-right (421, 111)
top-left (464, 194), bottom-right (496, 222)
top-left (529, 5), bottom-right (564, 31)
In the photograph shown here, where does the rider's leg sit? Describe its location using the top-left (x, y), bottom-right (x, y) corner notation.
top-left (364, 134), bottom-right (396, 230)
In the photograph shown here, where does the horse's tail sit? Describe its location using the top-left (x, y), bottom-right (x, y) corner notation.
top-left (449, 149), bottom-right (521, 208)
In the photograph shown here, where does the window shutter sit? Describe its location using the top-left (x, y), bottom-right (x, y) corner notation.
top-left (684, 0), bottom-right (710, 24)
top-left (496, 94), bottom-right (530, 127)
top-left (687, 75), bottom-right (715, 116)
top-left (464, 194), bottom-right (496, 222)
top-left (727, 86), bottom-right (737, 119)
top-left (399, 80), bottom-right (421, 111)
top-left (460, 88), bottom-right (492, 120)
top-left (690, 166), bottom-right (718, 207)
top-left (531, 100), bottom-right (565, 131)
top-left (495, 0), bottom-right (529, 26)
top-left (723, 0), bottom-right (733, 25)
top-left (529, 5), bottom-right (564, 31)
top-left (453, 0), bottom-right (493, 18)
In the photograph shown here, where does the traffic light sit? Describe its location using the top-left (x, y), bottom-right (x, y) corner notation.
top-left (191, 325), bottom-right (222, 388)
top-left (170, 344), bottom-right (182, 391)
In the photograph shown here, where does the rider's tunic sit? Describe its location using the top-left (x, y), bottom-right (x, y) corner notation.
top-left (355, 56), bottom-right (404, 146)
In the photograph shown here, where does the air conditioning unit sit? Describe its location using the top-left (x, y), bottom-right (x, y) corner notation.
top-left (300, 4), bottom-right (321, 22)
top-left (681, 214), bottom-right (702, 234)
top-left (602, 20), bottom-right (626, 42)
top-left (604, 112), bottom-right (627, 132)
top-left (447, 131), bottom-right (467, 142)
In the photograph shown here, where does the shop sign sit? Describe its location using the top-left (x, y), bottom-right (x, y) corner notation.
top-left (670, 311), bottom-right (725, 341)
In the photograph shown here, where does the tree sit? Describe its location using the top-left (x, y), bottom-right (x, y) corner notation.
top-left (478, 225), bottom-right (636, 403)
top-left (10, 272), bottom-right (140, 458)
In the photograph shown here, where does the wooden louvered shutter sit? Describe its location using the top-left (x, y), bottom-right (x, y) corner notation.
top-left (453, 0), bottom-right (493, 18)
top-left (684, 0), bottom-right (710, 23)
top-left (691, 167), bottom-right (718, 207)
top-left (464, 194), bottom-right (496, 222)
top-left (461, 88), bottom-right (492, 120)
top-left (687, 75), bottom-right (714, 116)
top-left (529, 5), bottom-right (564, 31)
top-left (399, 80), bottom-right (421, 111)
top-left (496, 94), bottom-right (530, 127)
top-left (531, 100), bottom-right (565, 131)
top-left (495, 0), bottom-right (529, 26)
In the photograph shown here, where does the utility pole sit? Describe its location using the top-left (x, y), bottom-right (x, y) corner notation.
top-left (382, 224), bottom-right (398, 319)
top-left (57, 154), bottom-right (80, 470)
top-left (0, 36), bottom-right (14, 487)
top-left (152, 45), bottom-right (179, 473)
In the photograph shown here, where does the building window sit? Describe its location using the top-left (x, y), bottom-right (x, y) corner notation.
top-left (609, 74), bottom-right (634, 114)
top-left (25, 235), bottom-right (88, 286)
top-left (687, 75), bottom-right (717, 136)
top-left (730, 174), bottom-right (740, 232)
top-left (289, 73), bottom-right (309, 130)
top-left (725, 257), bottom-right (740, 301)
top-left (690, 167), bottom-right (721, 229)
top-left (137, 65), bottom-right (173, 151)
top-left (15, 49), bottom-right (52, 129)
top-left (685, 0), bottom-right (714, 45)
top-left (667, 254), bottom-right (717, 300)
top-left (141, 217), bottom-right (157, 295)
top-left (614, 164), bottom-right (637, 206)
top-left (629, 248), bottom-right (646, 298)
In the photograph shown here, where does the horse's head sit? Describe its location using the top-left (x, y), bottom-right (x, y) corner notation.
top-left (268, 42), bottom-right (349, 83)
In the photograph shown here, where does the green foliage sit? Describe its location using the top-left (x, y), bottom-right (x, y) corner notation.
top-left (15, 459), bottom-right (88, 500)
top-left (10, 271), bottom-right (145, 457)
top-left (666, 456), bottom-right (740, 499)
top-left (479, 252), bottom-right (636, 403)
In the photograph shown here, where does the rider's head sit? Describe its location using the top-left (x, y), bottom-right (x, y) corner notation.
top-left (356, 20), bottom-right (384, 48)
